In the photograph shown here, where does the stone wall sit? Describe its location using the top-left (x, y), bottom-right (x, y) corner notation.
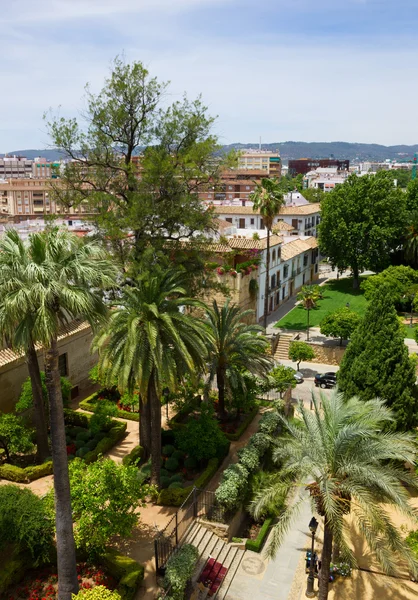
top-left (203, 271), bottom-right (258, 322)
top-left (0, 325), bottom-right (96, 413)
top-left (308, 343), bottom-right (346, 366)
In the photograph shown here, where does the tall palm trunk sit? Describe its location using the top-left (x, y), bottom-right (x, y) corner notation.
top-left (318, 518), bottom-right (333, 600)
top-left (149, 376), bottom-right (161, 487)
top-left (263, 228), bottom-right (271, 330)
top-left (45, 337), bottom-right (78, 600)
top-left (216, 366), bottom-right (226, 417)
top-left (139, 394), bottom-right (151, 460)
top-left (26, 341), bottom-right (49, 461)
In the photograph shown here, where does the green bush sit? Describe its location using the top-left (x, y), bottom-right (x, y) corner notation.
top-left (0, 485), bottom-right (54, 563)
top-left (184, 456), bottom-right (198, 470)
top-left (175, 405), bottom-right (227, 462)
top-left (16, 371), bottom-right (71, 412)
top-left (163, 544), bottom-right (198, 600)
top-left (406, 530), bottom-right (418, 555)
top-left (258, 411), bottom-right (281, 435)
top-left (237, 445), bottom-right (261, 472)
top-left (171, 449), bottom-right (185, 461)
top-left (122, 445), bottom-right (144, 468)
top-left (72, 586), bottom-right (122, 599)
top-left (161, 429), bottom-right (176, 445)
top-left (76, 431), bottom-right (92, 443)
top-left (157, 458), bottom-right (220, 507)
top-left (160, 468), bottom-right (169, 478)
top-left (90, 401), bottom-right (119, 434)
top-left (170, 473), bottom-right (183, 484)
top-left (168, 482), bottom-right (183, 489)
top-left (248, 432), bottom-right (270, 455)
top-left (79, 393), bottom-right (140, 422)
top-left (245, 518), bottom-right (273, 552)
top-left (165, 457), bottom-right (179, 472)
top-left (162, 444), bottom-right (175, 456)
top-left (0, 460), bottom-right (53, 483)
top-left (75, 439), bottom-right (85, 450)
top-left (160, 476), bottom-right (171, 489)
top-left (0, 549), bottom-right (30, 595)
top-left (215, 463), bottom-right (249, 512)
top-left (99, 548), bottom-right (144, 600)
top-left (76, 447), bottom-right (90, 458)
top-left (0, 413), bottom-right (34, 461)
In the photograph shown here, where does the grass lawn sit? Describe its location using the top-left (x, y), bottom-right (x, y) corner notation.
top-left (275, 277), bottom-right (369, 331)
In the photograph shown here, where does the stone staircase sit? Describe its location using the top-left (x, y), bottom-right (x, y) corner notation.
top-left (182, 522), bottom-right (244, 599)
top-left (274, 332), bottom-right (294, 361)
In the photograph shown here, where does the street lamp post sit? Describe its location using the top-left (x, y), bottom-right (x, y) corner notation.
top-left (306, 516), bottom-right (319, 598)
top-left (162, 387), bottom-right (170, 424)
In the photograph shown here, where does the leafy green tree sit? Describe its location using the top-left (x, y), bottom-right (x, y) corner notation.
top-left (0, 230), bottom-right (49, 461)
top-left (288, 341), bottom-right (315, 370)
top-left (175, 404), bottom-right (227, 463)
top-left (319, 307), bottom-right (361, 345)
top-left (266, 365), bottom-right (297, 398)
top-left (297, 285), bottom-right (322, 341)
top-left (406, 179), bottom-right (418, 212)
top-left (361, 265), bottom-right (418, 307)
top-left (319, 172), bottom-right (407, 289)
top-left (226, 369), bottom-right (260, 416)
top-left (16, 371), bottom-right (72, 414)
top-left (250, 178), bottom-right (285, 329)
top-left (404, 211), bottom-right (418, 268)
top-left (0, 484), bottom-right (54, 565)
top-left (46, 57), bottom-right (233, 282)
top-left (202, 300), bottom-right (273, 416)
top-left (301, 187), bottom-right (326, 203)
top-left (63, 458), bottom-right (149, 556)
top-left (338, 284), bottom-right (418, 429)
top-left (72, 588), bottom-right (121, 600)
top-left (389, 168), bottom-right (411, 188)
top-left (0, 228), bottom-right (116, 600)
top-left (0, 413), bottom-right (34, 462)
top-left (94, 270), bottom-right (207, 486)
top-left (251, 391), bottom-right (418, 600)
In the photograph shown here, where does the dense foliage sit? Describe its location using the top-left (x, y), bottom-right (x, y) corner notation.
top-left (288, 341), bottom-right (315, 370)
top-left (0, 484), bottom-right (54, 564)
top-left (0, 413), bottom-right (34, 461)
top-left (319, 307), bottom-right (361, 345)
top-left (17, 372), bottom-right (72, 412)
top-left (361, 265), bottom-right (418, 308)
top-left (319, 172), bottom-right (407, 288)
top-left (72, 587), bottom-right (121, 600)
top-left (338, 285), bottom-right (418, 429)
top-left (175, 405), bottom-right (228, 462)
top-left (163, 544), bottom-right (199, 600)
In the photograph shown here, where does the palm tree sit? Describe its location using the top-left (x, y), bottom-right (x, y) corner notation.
top-left (0, 230), bottom-right (49, 461)
top-left (0, 228), bottom-right (116, 600)
top-left (250, 178), bottom-right (285, 329)
top-left (297, 285), bottom-right (322, 341)
top-left (94, 270), bottom-right (207, 487)
top-left (251, 391), bottom-right (418, 600)
top-left (203, 300), bottom-right (273, 417)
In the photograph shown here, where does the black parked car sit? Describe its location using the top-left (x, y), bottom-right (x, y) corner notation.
top-left (314, 372), bottom-right (337, 389)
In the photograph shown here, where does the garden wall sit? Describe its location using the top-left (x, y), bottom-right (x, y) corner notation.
top-left (308, 343), bottom-right (346, 366)
top-left (203, 271), bottom-right (258, 323)
top-left (0, 320), bottom-right (96, 413)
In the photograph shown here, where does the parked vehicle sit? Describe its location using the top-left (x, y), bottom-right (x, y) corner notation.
top-left (314, 372), bottom-right (337, 389)
top-left (294, 371), bottom-right (304, 384)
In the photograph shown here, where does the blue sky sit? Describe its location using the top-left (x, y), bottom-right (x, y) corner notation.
top-left (1, 0), bottom-right (417, 152)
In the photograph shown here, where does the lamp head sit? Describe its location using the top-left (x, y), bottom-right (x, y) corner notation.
top-left (309, 517), bottom-right (319, 533)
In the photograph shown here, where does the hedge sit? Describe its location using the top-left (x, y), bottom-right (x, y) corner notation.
top-left (157, 456), bottom-right (222, 507)
top-left (245, 517), bottom-right (273, 553)
top-left (0, 410), bottom-right (126, 483)
top-left (122, 445), bottom-right (144, 467)
top-left (99, 549), bottom-right (144, 600)
top-left (224, 406), bottom-right (259, 441)
top-left (79, 393), bottom-right (140, 422)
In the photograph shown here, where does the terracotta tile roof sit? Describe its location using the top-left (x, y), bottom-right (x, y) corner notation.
top-left (0, 319), bottom-right (91, 368)
top-left (212, 203), bottom-right (320, 216)
top-left (214, 218), bottom-right (234, 232)
top-left (227, 234), bottom-right (283, 250)
top-left (280, 237), bottom-right (318, 261)
top-left (206, 243), bottom-right (233, 253)
top-left (273, 221), bottom-right (294, 232)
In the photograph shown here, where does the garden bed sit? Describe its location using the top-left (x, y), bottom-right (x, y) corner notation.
top-left (244, 517), bottom-right (273, 553)
top-left (169, 405), bottom-right (258, 442)
top-left (79, 392), bottom-right (140, 422)
top-left (0, 409), bottom-right (127, 483)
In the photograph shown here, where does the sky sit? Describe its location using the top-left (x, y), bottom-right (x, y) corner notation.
top-left (1, 0), bottom-right (418, 152)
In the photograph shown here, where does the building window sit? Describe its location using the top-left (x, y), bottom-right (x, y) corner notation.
top-left (283, 265), bottom-right (289, 278)
top-left (272, 250), bottom-right (276, 262)
top-left (245, 186), bottom-right (250, 190)
top-left (260, 218), bottom-right (264, 229)
top-left (303, 254), bottom-right (309, 267)
top-left (271, 274), bottom-right (276, 289)
top-left (282, 286), bottom-right (286, 300)
top-left (58, 353), bottom-right (68, 377)
top-left (250, 218), bottom-right (254, 225)
top-left (225, 218), bottom-right (233, 223)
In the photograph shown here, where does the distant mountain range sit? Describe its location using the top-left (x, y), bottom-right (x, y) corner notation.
top-left (2, 142), bottom-right (418, 163)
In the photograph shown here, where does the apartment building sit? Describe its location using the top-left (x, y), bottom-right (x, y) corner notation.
top-left (289, 158), bottom-right (349, 176)
top-left (303, 167), bottom-right (350, 191)
top-left (212, 203), bottom-right (321, 237)
top-left (199, 169), bottom-right (265, 204)
top-left (0, 156), bottom-right (33, 179)
top-left (0, 178), bottom-right (91, 219)
top-left (238, 150), bottom-right (281, 176)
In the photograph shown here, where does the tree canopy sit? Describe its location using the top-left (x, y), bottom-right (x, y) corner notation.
top-left (338, 284), bottom-right (418, 430)
top-left (361, 265), bottom-right (418, 308)
top-left (320, 307), bottom-right (361, 345)
top-left (319, 172), bottom-right (407, 288)
top-left (288, 341), bottom-right (315, 370)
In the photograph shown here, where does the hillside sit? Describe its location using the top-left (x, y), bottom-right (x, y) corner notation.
top-left (2, 141), bottom-right (418, 163)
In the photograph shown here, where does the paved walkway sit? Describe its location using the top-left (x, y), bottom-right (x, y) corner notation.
top-left (225, 495), bottom-right (313, 600)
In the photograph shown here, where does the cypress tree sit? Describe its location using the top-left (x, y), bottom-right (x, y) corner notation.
top-left (338, 284), bottom-right (418, 430)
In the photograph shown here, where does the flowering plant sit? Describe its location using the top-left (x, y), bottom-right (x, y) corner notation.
top-left (217, 267), bottom-right (225, 275)
top-left (230, 270), bottom-right (238, 277)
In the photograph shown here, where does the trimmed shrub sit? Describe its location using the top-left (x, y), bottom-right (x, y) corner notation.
top-left (122, 445), bottom-right (144, 468)
top-left (168, 482), bottom-right (183, 489)
top-left (163, 544), bottom-right (198, 600)
top-left (76, 431), bottom-right (92, 443)
top-left (175, 405), bottom-right (227, 462)
top-left (215, 463), bottom-right (249, 512)
top-left (158, 458), bottom-right (220, 507)
top-left (170, 473), bottom-right (183, 484)
top-left (160, 476), bottom-right (171, 489)
top-left (223, 406), bottom-right (259, 442)
top-left (78, 393), bottom-right (140, 422)
top-left (184, 456), bottom-right (198, 470)
top-left (99, 549), bottom-right (144, 600)
top-left (245, 518), bottom-right (273, 553)
top-left (160, 468), bottom-right (169, 478)
top-left (162, 445), bottom-right (175, 457)
top-left (165, 457), bottom-right (179, 472)
top-left (258, 411), bottom-right (281, 435)
top-left (171, 450), bottom-right (185, 461)
top-left (76, 447), bottom-right (90, 458)
top-left (237, 446), bottom-right (261, 472)
top-left (248, 432), bottom-right (270, 456)
top-left (72, 586), bottom-right (122, 599)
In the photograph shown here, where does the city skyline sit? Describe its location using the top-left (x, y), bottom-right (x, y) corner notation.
top-left (1, 0), bottom-right (418, 152)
